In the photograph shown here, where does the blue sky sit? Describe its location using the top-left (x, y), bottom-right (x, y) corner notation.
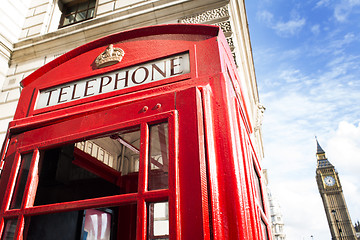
top-left (245, 0), bottom-right (360, 239)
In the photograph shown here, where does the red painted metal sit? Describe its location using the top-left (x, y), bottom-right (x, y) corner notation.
top-left (0, 24), bottom-right (270, 239)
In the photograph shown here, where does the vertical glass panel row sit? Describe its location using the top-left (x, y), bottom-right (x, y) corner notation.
top-left (10, 153), bottom-right (33, 209)
top-left (2, 219), bottom-right (17, 240)
top-left (148, 201), bottom-right (169, 240)
top-left (148, 122), bottom-right (169, 191)
top-left (25, 204), bottom-right (137, 240)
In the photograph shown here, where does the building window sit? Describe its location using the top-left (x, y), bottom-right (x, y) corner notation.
top-left (253, 161), bottom-right (264, 210)
top-left (59, 0), bottom-right (96, 28)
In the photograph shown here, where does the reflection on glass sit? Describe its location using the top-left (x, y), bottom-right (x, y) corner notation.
top-left (64, 15), bottom-right (74, 25)
top-left (74, 127), bottom-right (141, 174)
top-left (10, 153), bottom-right (33, 209)
top-left (76, 11), bottom-right (87, 21)
top-left (87, 9), bottom-right (95, 18)
top-left (82, 209), bottom-right (111, 240)
top-left (34, 127), bottom-right (141, 205)
top-left (148, 122), bottom-right (169, 190)
top-left (148, 202), bottom-right (169, 240)
top-left (2, 219), bottom-right (17, 240)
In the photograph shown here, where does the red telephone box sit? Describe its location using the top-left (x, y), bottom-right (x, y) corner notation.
top-left (0, 24), bottom-right (270, 240)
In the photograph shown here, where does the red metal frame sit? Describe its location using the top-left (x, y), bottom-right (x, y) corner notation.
top-left (0, 24), bottom-right (270, 240)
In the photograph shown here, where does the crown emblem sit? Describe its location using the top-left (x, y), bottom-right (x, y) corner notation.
top-left (95, 44), bottom-right (125, 68)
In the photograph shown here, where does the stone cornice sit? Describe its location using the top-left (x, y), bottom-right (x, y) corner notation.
top-left (11, 0), bottom-right (227, 63)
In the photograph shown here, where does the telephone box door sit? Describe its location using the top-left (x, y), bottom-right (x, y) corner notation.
top-left (0, 87), bottom-right (208, 240)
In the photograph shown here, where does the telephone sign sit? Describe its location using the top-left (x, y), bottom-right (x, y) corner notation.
top-left (37, 53), bottom-right (190, 109)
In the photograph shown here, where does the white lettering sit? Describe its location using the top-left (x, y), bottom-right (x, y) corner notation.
top-left (36, 53), bottom-right (190, 109)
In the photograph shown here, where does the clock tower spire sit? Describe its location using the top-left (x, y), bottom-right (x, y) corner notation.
top-left (315, 139), bottom-right (357, 240)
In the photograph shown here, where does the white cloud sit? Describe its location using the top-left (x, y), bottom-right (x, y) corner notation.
top-left (274, 17), bottom-right (306, 37)
top-left (325, 122), bottom-right (360, 225)
top-left (279, 68), bottom-right (307, 83)
top-left (262, 107), bottom-right (360, 239)
top-left (268, 175), bottom-right (331, 239)
top-left (256, 9), bottom-right (306, 37)
top-left (328, 33), bottom-right (357, 51)
top-left (316, 0), bottom-right (330, 8)
top-left (249, 1), bottom-right (360, 238)
top-left (257, 10), bottom-right (274, 25)
top-left (311, 24), bottom-right (320, 35)
top-left (327, 121), bottom-right (360, 175)
top-left (334, 0), bottom-right (360, 22)
top-left (259, 62), bottom-right (360, 237)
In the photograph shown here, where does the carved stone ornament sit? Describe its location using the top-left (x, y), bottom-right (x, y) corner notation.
top-left (178, 5), bottom-right (229, 24)
top-left (214, 20), bottom-right (232, 33)
top-left (254, 103), bottom-right (266, 131)
top-left (95, 44), bottom-right (125, 68)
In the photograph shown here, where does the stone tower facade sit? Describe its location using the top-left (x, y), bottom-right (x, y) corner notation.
top-left (315, 140), bottom-right (357, 240)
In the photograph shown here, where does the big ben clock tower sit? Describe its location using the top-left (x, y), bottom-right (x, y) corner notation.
top-left (315, 139), bottom-right (357, 240)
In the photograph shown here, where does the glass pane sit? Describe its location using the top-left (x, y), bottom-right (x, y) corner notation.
top-left (63, 14), bottom-right (75, 26)
top-left (87, 8), bottom-right (95, 18)
top-left (89, 0), bottom-right (96, 8)
top-left (75, 11), bottom-right (87, 22)
top-left (67, 5), bottom-right (78, 14)
top-left (34, 127), bottom-right (141, 205)
top-left (10, 153), bottom-right (33, 209)
top-left (82, 209), bottom-right (112, 240)
top-left (148, 122), bottom-right (169, 190)
top-left (26, 205), bottom-right (136, 240)
top-left (27, 211), bottom-right (81, 240)
top-left (2, 219), bottom-right (17, 240)
top-left (78, 2), bottom-right (89, 11)
top-left (148, 202), bottom-right (169, 240)
top-left (117, 203), bottom-right (137, 240)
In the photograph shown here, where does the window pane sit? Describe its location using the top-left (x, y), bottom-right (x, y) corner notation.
top-left (64, 6), bottom-right (77, 15)
top-left (34, 127), bottom-right (141, 205)
top-left (87, 8), bottom-right (95, 18)
top-left (2, 219), bottom-right (17, 240)
top-left (78, 2), bottom-right (89, 11)
top-left (60, 0), bottom-right (96, 27)
top-left (89, 0), bottom-right (96, 8)
top-left (75, 11), bottom-right (87, 22)
top-left (148, 122), bottom-right (169, 190)
top-left (10, 153), bottom-right (33, 209)
top-left (253, 162), bottom-right (264, 210)
top-left (63, 14), bottom-right (75, 25)
top-left (148, 202), bottom-right (169, 240)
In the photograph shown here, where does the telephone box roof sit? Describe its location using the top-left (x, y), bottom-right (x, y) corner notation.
top-left (20, 24), bottom-right (221, 88)
top-left (12, 24), bottom-right (241, 130)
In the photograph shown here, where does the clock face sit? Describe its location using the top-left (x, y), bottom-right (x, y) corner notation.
top-left (324, 176), bottom-right (335, 186)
